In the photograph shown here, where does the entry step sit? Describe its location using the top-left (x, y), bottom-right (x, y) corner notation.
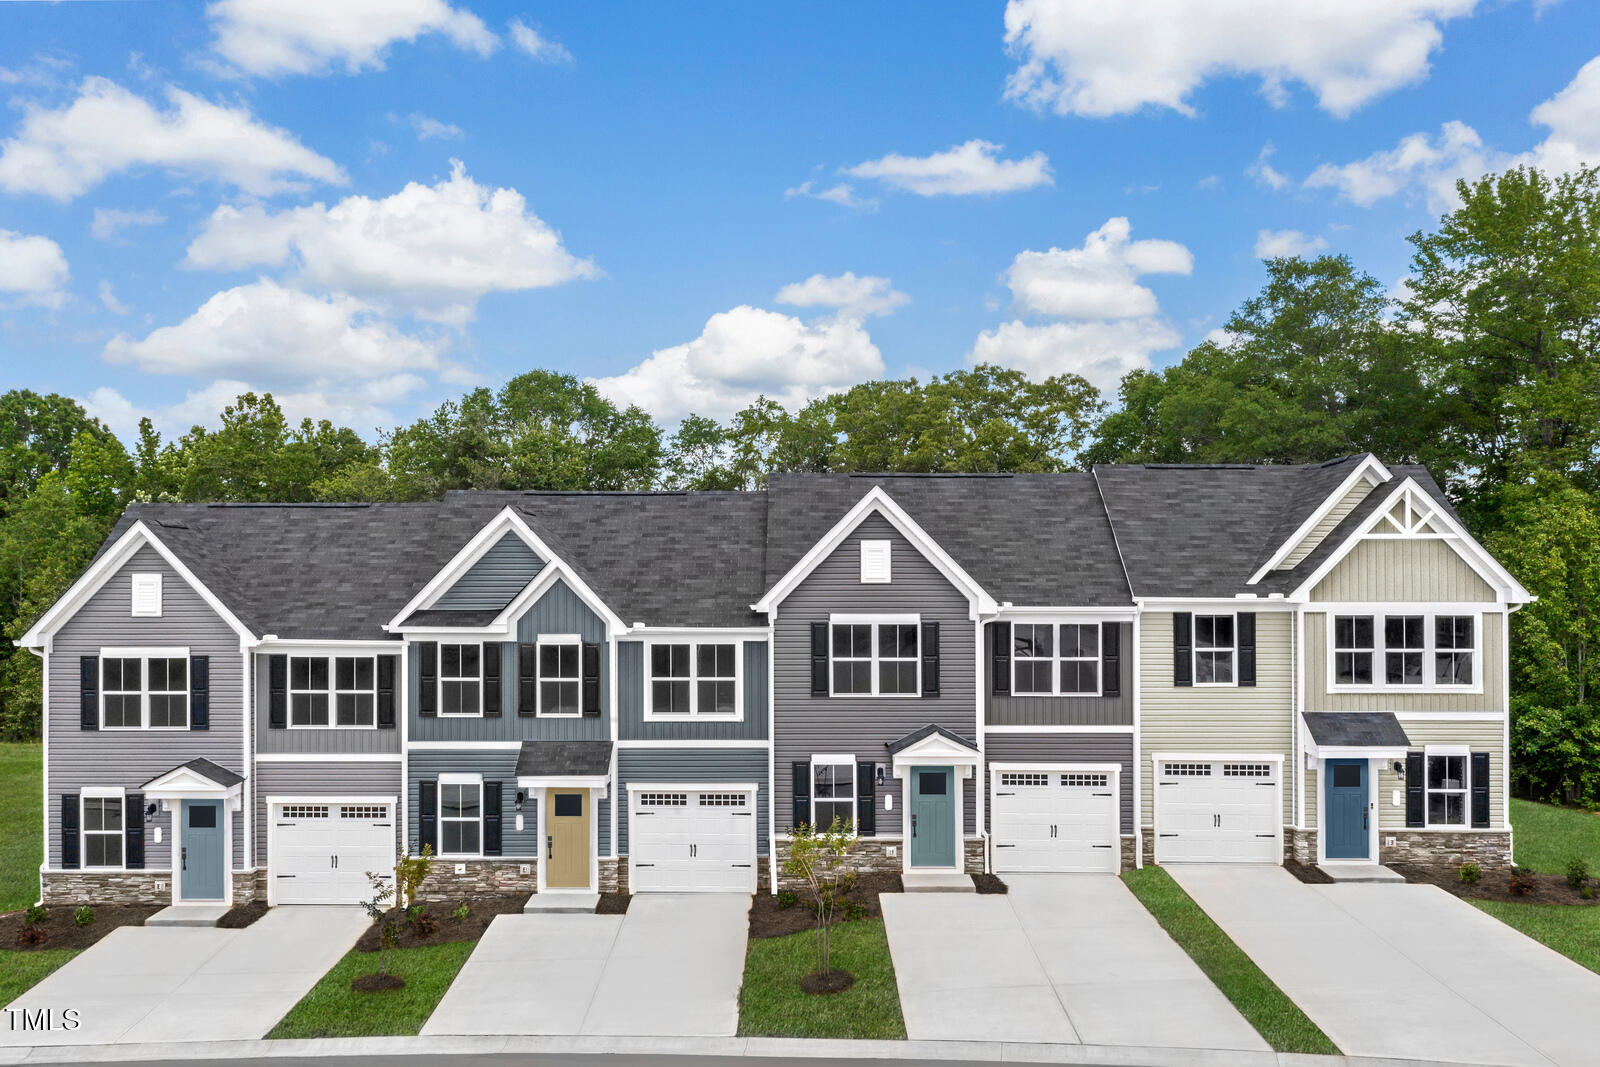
top-left (146, 903), bottom-right (229, 926)
top-left (524, 892), bottom-right (600, 913)
top-left (1318, 864), bottom-right (1405, 883)
top-left (901, 871), bottom-right (974, 893)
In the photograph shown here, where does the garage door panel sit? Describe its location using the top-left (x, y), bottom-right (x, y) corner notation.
top-left (630, 789), bottom-right (755, 893)
top-left (273, 801), bottom-right (395, 904)
top-left (992, 770), bottom-right (1119, 874)
top-left (1154, 760), bottom-right (1279, 864)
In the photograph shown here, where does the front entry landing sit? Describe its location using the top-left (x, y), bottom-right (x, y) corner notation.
top-left (546, 788), bottom-right (592, 889)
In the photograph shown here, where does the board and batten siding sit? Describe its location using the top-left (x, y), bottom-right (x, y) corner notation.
top-left (615, 748), bottom-right (770, 855)
top-left (255, 760), bottom-right (402, 863)
top-left (47, 544), bottom-right (246, 869)
top-left (408, 578), bottom-right (610, 742)
top-left (254, 652), bottom-right (403, 754)
top-left (984, 732), bottom-right (1134, 835)
top-left (772, 513), bottom-right (978, 838)
top-left (1311, 539), bottom-right (1497, 602)
top-left (1281, 480), bottom-right (1375, 568)
top-left (1377, 717), bottom-right (1507, 831)
top-left (985, 621), bottom-right (1132, 726)
top-left (617, 640), bottom-right (768, 741)
top-left (434, 532), bottom-right (544, 610)
top-left (406, 749), bottom-right (610, 856)
top-left (1304, 611), bottom-right (1506, 713)
top-left (1138, 610), bottom-right (1295, 827)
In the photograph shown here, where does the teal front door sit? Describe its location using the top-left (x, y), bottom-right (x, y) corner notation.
top-left (1325, 759), bottom-right (1369, 860)
top-left (909, 766), bottom-right (955, 868)
top-left (181, 800), bottom-right (225, 900)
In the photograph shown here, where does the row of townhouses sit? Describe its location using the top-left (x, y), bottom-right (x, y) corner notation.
top-left (20, 454), bottom-right (1529, 907)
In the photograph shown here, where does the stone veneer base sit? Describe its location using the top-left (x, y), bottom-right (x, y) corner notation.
top-left (43, 869), bottom-right (266, 906)
top-left (1140, 826), bottom-right (1511, 870)
top-left (417, 858), bottom-right (538, 897)
top-left (773, 837), bottom-right (985, 891)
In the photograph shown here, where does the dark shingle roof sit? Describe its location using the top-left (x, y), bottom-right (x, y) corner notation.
top-left (1303, 712), bottom-right (1411, 748)
top-left (515, 740), bottom-right (613, 777)
top-left (400, 609), bottom-right (504, 628)
top-left (885, 723), bottom-right (977, 754)
top-left (144, 757), bottom-right (245, 789)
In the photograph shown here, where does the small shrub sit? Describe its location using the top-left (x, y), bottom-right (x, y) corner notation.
top-left (23, 904), bottom-right (48, 925)
top-left (1458, 862), bottom-right (1481, 885)
top-left (394, 845), bottom-right (434, 910)
top-left (1566, 857), bottom-right (1589, 890)
top-left (842, 900), bottom-right (868, 922)
top-left (17, 924), bottom-right (48, 946)
top-left (1582, 885), bottom-right (1595, 901)
top-left (73, 906), bottom-right (95, 927)
top-left (1508, 866), bottom-right (1538, 896)
top-left (408, 907), bottom-right (438, 938)
top-left (776, 891), bottom-right (798, 910)
top-left (450, 901), bottom-right (470, 924)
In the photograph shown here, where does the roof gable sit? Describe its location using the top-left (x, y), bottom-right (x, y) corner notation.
top-left (434, 531), bottom-right (545, 610)
top-left (1249, 454), bottom-right (1390, 581)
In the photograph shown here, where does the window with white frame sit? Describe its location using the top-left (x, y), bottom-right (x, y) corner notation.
top-left (1012, 624), bottom-right (1054, 693)
top-left (147, 657), bottom-right (188, 728)
top-left (82, 793), bottom-right (124, 868)
top-left (335, 657), bottom-right (377, 726)
top-left (289, 655), bottom-right (377, 728)
top-left (1435, 616), bottom-right (1475, 685)
top-left (1330, 613), bottom-right (1476, 690)
top-left (290, 656), bottom-right (330, 726)
top-left (101, 651), bottom-right (189, 729)
top-left (830, 618), bottom-right (918, 696)
top-left (538, 637), bottom-right (580, 716)
top-left (1426, 752), bottom-right (1468, 826)
top-left (1194, 614), bottom-right (1235, 684)
top-left (102, 657), bottom-right (142, 728)
top-left (1012, 623), bottom-right (1101, 695)
top-left (810, 756), bottom-right (856, 831)
top-left (1384, 615), bottom-right (1425, 685)
top-left (647, 642), bottom-right (738, 717)
top-left (439, 778), bottom-right (482, 855)
top-left (1333, 615), bottom-right (1375, 685)
top-left (1058, 624), bottom-right (1099, 694)
top-left (440, 643), bottom-right (482, 716)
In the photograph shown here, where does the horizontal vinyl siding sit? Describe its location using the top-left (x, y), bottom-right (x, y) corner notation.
top-left (254, 652), bottom-right (402, 754)
top-left (617, 640), bottom-right (769, 741)
top-left (1139, 611), bottom-right (1295, 827)
top-left (984, 733), bottom-right (1134, 835)
top-left (255, 761), bottom-right (402, 864)
top-left (615, 748), bottom-right (770, 855)
top-left (1305, 611), bottom-right (1505, 712)
top-left (985, 621), bottom-right (1133, 726)
top-left (1311, 539), bottom-right (1497, 602)
top-left (47, 545), bottom-right (246, 870)
top-left (434, 532), bottom-right (544, 610)
top-left (1379, 717), bottom-right (1507, 831)
top-left (772, 513), bottom-right (978, 838)
top-left (1282, 481), bottom-right (1374, 568)
top-left (407, 749), bottom-right (611, 856)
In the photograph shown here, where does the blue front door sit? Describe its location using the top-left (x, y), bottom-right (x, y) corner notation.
top-left (1325, 759), bottom-right (1369, 860)
top-left (181, 800), bottom-right (225, 900)
top-left (909, 766), bottom-right (955, 868)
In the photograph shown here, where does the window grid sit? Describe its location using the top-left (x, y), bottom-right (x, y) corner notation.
top-left (638, 792), bottom-right (688, 806)
top-left (102, 654), bottom-right (189, 730)
top-left (811, 757), bottom-right (856, 831)
top-left (830, 621), bottom-right (919, 696)
top-left (1384, 615), bottom-right (1425, 685)
top-left (1012, 624), bottom-right (1054, 694)
top-left (340, 805), bottom-right (387, 819)
top-left (82, 796), bottom-right (124, 869)
top-left (1223, 763), bottom-right (1273, 777)
top-left (439, 781), bottom-right (482, 855)
top-left (1163, 762), bottom-right (1213, 777)
top-left (538, 640), bottom-right (580, 716)
top-left (1193, 615), bottom-right (1235, 685)
top-left (1435, 615), bottom-right (1475, 685)
top-left (1000, 772), bottom-right (1049, 787)
top-left (648, 642), bottom-right (738, 717)
top-left (440, 643), bottom-right (483, 717)
top-left (1332, 613), bottom-right (1475, 690)
top-left (1427, 754), bottom-right (1468, 827)
top-left (1333, 615), bottom-right (1375, 686)
top-left (699, 793), bottom-right (747, 807)
top-left (281, 805), bottom-right (330, 819)
top-left (102, 657), bottom-right (142, 729)
top-left (1062, 773), bottom-right (1109, 787)
top-left (289, 656), bottom-right (375, 728)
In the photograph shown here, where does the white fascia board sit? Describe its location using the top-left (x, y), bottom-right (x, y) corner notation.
top-left (994, 605), bottom-right (1138, 621)
top-left (1132, 597), bottom-right (1295, 612)
top-left (752, 485), bottom-right (997, 618)
top-left (1247, 455), bottom-right (1390, 584)
top-left (890, 733), bottom-right (981, 769)
top-left (626, 625), bottom-right (770, 639)
top-left (20, 521), bottom-right (255, 652)
top-left (490, 557), bottom-right (626, 634)
top-left (254, 639), bottom-right (402, 654)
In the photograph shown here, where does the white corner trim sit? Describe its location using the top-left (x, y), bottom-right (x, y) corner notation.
top-left (1248, 455), bottom-right (1390, 584)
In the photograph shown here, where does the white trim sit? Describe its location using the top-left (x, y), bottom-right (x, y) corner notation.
top-left (983, 724), bottom-right (1133, 734)
top-left (627, 625), bottom-right (770, 638)
top-left (1422, 747), bottom-right (1471, 830)
top-left (406, 741), bottom-right (525, 751)
top-left (625, 780), bottom-right (761, 794)
top-left (625, 782), bottom-right (759, 895)
top-left (436, 775), bottom-right (485, 859)
top-left (437, 640), bottom-right (486, 718)
top-left (98, 647), bottom-right (193, 731)
top-left (1007, 619), bottom-right (1103, 698)
top-left (766, 616), bottom-right (778, 893)
top-left (1133, 597), bottom-right (1296, 611)
top-left (1131, 610), bottom-right (1142, 868)
top-left (37, 647), bottom-right (47, 905)
top-left (807, 754), bottom-right (858, 832)
top-left (256, 753), bottom-right (404, 762)
top-left (79, 788), bottom-right (127, 872)
top-left (888, 733), bottom-right (981, 773)
top-left (285, 652), bottom-right (381, 730)
top-left (99, 645), bottom-right (191, 658)
top-left (990, 761), bottom-right (1123, 775)
top-left (130, 573), bottom-right (163, 617)
top-left (827, 615), bottom-right (922, 697)
top-left (1152, 751), bottom-right (1286, 764)
top-left (518, 774), bottom-right (610, 794)
top-left (1324, 610), bottom-right (1484, 695)
top-left (267, 794), bottom-right (399, 805)
top-left (615, 739), bottom-right (770, 749)
top-left (536, 785), bottom-right (602, 893)
top-left (172, 796), bottom-right (234, 906)
top-left (1394, 710), bottom-right (1506, 721)
top-left (642, 637), bottom-right (743, 721)
top-left (988, 762), bottom-right (1123, 874)
top-left (899, 765), bottom-right (965, 873)
top-left (753, 485), bottom-right (998, 617)
top-left (860, 539), bottom-right (892, 584)
top-left (1191, 612), bottom-right (1238, 687)
top-left (534, 633), bottom-right (582, 717)
top-left (1248, 455), bottom-right (1390, 583)
top-left (994, 605), bottom-right (1138, 620)
top-left (1150, 752), bottom-right (1285, 866)
top-left (1314, 756), bottom-right (1379, 866)
top-left (256, 639), bottom-right (402, 651)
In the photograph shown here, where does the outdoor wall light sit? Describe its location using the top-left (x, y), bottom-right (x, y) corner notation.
top-left (146, 802), bottom-right (158, 819)
top-left (1392, 760), bottom-right (1406, 777)
top-left (515, 789), bottom-right (527, 812)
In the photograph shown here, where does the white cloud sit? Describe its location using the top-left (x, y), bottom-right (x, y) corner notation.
top-left (1247, 144), bottom-right (1290, 190)
top-left (590, 305), bottom-right (885, 422)
top-left (98, 280), bottom-right (131, 315)
top-left (844, 139), bottom-right (1052, 196)
top-left (207, 0), bottom-right (497, 77)
top-left (1002, 217), bottom-right (1192, 320)
top-left (784, 179), bottom-right (875, 210)
top-left (84, 374), bottom-right (426, 441)
top-left (508, 18), bottom-right (573, 63)
top-left (91, 207), bottom-right (166, 240)
top-left (970, 318), bottom-right (1182, 392)
top-left (1003, 0), bottom-right (1480, 118)
top-left (1254, 228), bottom-right (1329, 258)
top-left (408, 113), bottom-right (464, 141)
top-left (183, 160), bottom-right (597, 323)
top-left (0, 229), bottom-right (70, 307)
top-left (0, 77), bottom-right (345, 201)
top-left (775, 272), bottom-right (908, 318)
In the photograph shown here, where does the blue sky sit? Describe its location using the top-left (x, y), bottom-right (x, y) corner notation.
top-left (1, 1), bottom-right (1597, 443)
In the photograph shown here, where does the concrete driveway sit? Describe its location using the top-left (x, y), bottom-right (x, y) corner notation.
top-left (880, 875), bottom-right (1266, 1051)
top-left (0, 906), bottom-right (369, 1046)
top-left (1172, 865), bottom-right (1600, 1067)
top-left (424, 893), bottom-right (748, 1037)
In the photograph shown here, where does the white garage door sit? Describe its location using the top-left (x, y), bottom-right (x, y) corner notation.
top-left (1154, 760), bottom-right (1280, 864)
top-left (991, 769), bottom-right (1120, 873)
top-left (630, 788), bottom-right (756, 893)
top-left (272, 801), bottom-right (396, 904)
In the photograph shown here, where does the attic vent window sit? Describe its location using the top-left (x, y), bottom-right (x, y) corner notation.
top-left (860, 540), bottom-right (891, 584)
top-left (131, 573), bottom-right (162, 617)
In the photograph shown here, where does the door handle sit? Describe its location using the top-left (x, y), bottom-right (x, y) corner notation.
top-left (181, 846), bottom-right (187, 870)
top-left (1363, 809), bottom-right (1369, 830)
top-left (911, 814), bottom-right (917, 838)
top-left (547, 835), bottom-right (553, 860)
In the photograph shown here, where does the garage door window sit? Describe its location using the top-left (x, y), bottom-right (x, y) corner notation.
top-left (1000, 772), bottom-right (1049, 787)
top-left (1063, 773), bottom-right (1109, 787)
top-left (1163, 762), bottom-right (1212, 777)
top-left (811, 756), bottom-right (856, 831)
top-left (440, 780), bottom-right (482, 856)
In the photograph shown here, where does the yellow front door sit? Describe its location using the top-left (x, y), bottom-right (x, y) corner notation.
top-left (546, 789), bottom-right (591, 889)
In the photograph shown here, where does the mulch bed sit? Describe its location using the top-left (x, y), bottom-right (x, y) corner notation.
top-left (971, 872), bottom-right (1008, 894)
top-left (353, 894), bottom-right (526, 951)
top-left (596, 892), bottom-right (631, 915)
top-left (1284, 861), bottom-right (1336, 885)
top-left (748, 873), bottom-right (903, 939)
top-left (217, 900), bottom-right (270, 928)
top-left (801, 969), bottom-right (855, 995)
top-left (1393, 864), bottom-right (1600, 906)
top-left (0, 904), bottom-right (162, 952)
top-left (351, 973), bottom-right (405, 993)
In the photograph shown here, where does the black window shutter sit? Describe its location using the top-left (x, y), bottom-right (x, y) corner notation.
top-left (483, 781), bottom-right (503, 855)
top-left (418, 642), bottom-right (438, 718)
top-left (810, 622), bottom-right (829, 696)
top-left (80, 656), bottom-right (98, 730)
top-left (1405, 751), bottom-right (1425, 827)
top-left (992, 622), bottom-right (1011, 695)
top-left (581, 641), bottom-right (602, 716)
top-left (376, 655), bottom-right (396, 728)
top-left (61, 794), bottom-right (80, 869)
top-left (517, 643), bottom-right (536, 716)
top-left (1236, 613), bottom-right (1256, 688)
top-left (791, 761), bottom-right (810, 830)
top-left (482, 643), bottom-right (503, 718)
top-left (418, 780), bottom-right (437, 853)
top-left (268, 654), bottom-right (288, 729)
top-left (125, 793), bottom-right (144, 869)
top-left (856, 761), bottom-right (876, 835)
top-left (1102, 622), bottom-right (1120, 697)
top-left (1173, 613), bottom-right (1193, 686)
top-left (920, 621), bottom-right (940, 697)
top-left (1471, 751), bottom-right (1491, 828)
top-left (190, 655), bottom-right (210, 730)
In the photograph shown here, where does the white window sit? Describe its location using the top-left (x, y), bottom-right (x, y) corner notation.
top-left (1435, 616), bottom-right (1475, 685)
top-left (439, 643), bottom-right (482, 717)
top-left (1426, 752), bottom-right (1468, 827)
top-left (860, 540), bottom-right (891, 583)
top-left (810, 755), bottom-right (856, 831)
top-left (130, 573), bottom-right (162, 617)
top-left (335, 657), bottom-right (377, 726)
top-left (1329, 613), bottom-right (1477, 691)
top-left (1012, 623), bottom-right (1102, 696)
top-left (1012, 624), bottom-right (1054, 694)
top-left (1058, 624), bottom-right (1100, 694)
top-left (1384, 615), bottom-right (1425, 685)
top-left (101, 649), bottom-right (189, 730)
top-left (290, 656), bottom-right (330, 726)
top-left (439, 777), bottom-right (482, 856)
top-left (82, 792), bottom-right (124, 869)
top-left (646, 642), bottom-right (739, 718)
top-left (147, 657), bottom-right (189, 728)
top-left (830, 616), bottom-right (919, 696)
top-left (1333, 615), bottom-right (1375, 685)
top-left (289, 656), bottom-right (376, 728)
top-left (537, 636), bottom-right (581, 716)
top-left (1194, 614), bottom-right (1235, 685)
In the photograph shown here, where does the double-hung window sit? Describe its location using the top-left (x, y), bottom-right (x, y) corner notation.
top-left (1012, 623), bottom-right (1101, 695)
top-left (1384, 616), bottom-right (1425, 685)
top-left (439, 643), bottom-right (481, 716)
top-left (290, 656), bottom-right (376, 727)
top-left (82, 792), bottom-right (124, 869)
top-left (102, 657), bottom-right (143, 728)
top-left (810, 755), bottom-right (856, 831)
top-left (830, 616), bottom-right (918, 696)
top-left (1194, 615), bottom-right (1235, 685)
top-left (538, 636), bottom-right (580, 716)
top-left (1058, 624), bottom-right (1100, 694)
top-left (1330, 613), bottom-right (1476, 690)
top-left (101, 649), bottom-right (189, 729)
top-left (646, 642), bottom-right (739, 718)
top-left (1333, 615), bottom-right (1375, 685)
top-left (290, 656), bottom-right (331, 726)
top-left (1012, 624), bottom-right (1054, 693)
top-left (1426, 752), bottom-right (1468, 826)
top-left (1435, 616), bottom-right (1475, 685)
top-left (438, 776), bottom-right (482, 856)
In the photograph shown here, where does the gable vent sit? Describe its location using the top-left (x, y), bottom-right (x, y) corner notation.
top-left (860, 540), bottom-right (891, 584)
top-left (130, 573), bottom-right (162, 617)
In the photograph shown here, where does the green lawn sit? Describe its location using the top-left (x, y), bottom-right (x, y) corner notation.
top-left (738, 919), bottom-right (906, 1040)
top-left (267, 941), bottom-right (476, 1039)
top-left (1473, 900), bottom-right (1600, 975)
top-left (1122, 867), bottom-right (1338, 1056)
top-left (1510, 799), bottom-right (1600, 875)
top-left (0, 949), bottom-right (81, 1008)
top-left (0, 743), bottom-right (43, 913)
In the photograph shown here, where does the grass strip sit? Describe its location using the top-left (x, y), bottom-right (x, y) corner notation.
top-left (738, 918), bottom-right (906, 1039)
top-left (0, 743), bottom-right (43, 913)
top-left (1474, 899), bottom-right (1600, 975)
top-left (267, 941), bottom-right (476, 1038)
top-left (0, 949), bottom-right (81, 1009)
top-left (1510, 800), bottom-right (1600, 875)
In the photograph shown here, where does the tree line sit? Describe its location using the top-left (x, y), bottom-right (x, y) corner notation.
top-left (3, 165), bottom-right (1598, 806)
